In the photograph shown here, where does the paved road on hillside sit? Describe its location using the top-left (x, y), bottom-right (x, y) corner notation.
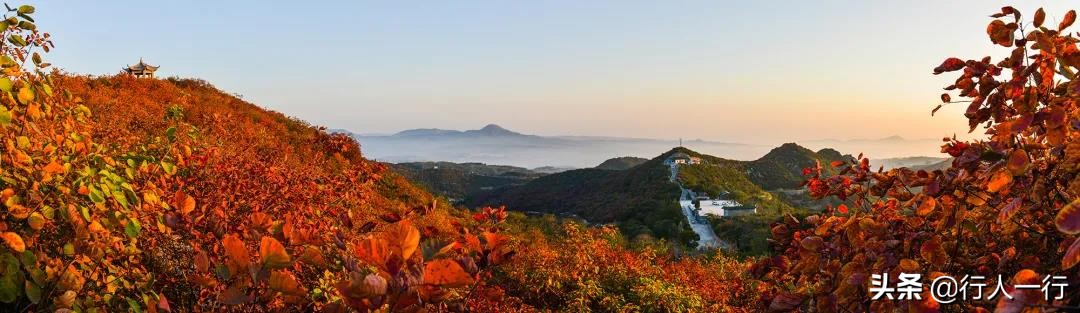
top-left (669, 163), bottom-right (729, 250)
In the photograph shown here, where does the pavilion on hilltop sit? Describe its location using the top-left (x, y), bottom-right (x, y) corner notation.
top-left (124, 58), bottom-right (159, 78)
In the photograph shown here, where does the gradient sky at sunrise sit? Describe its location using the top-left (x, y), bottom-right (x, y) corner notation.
top-left (29, 1), bottom-right (1075, 145)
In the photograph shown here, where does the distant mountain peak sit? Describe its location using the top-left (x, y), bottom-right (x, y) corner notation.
top-left (393, 128), bottom-right (461, 137)
top-left (468, 124), bottom-right (522, 136)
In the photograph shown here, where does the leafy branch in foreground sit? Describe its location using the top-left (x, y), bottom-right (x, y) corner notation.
top-left (756, 6), bottom-right (1080, 312)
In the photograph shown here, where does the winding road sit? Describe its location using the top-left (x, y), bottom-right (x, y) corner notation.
top-left (669, 163), bottom-right (729, 250)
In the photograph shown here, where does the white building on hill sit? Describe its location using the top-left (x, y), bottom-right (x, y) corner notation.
top-left (664, 152), bottom-right (702, 165)
top-left (697, 196), bottom-right (757, 217)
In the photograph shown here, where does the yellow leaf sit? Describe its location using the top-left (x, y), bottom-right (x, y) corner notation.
top-left (16, 86), bottom-right (33, 104)
top-left (27, 212), bottom-right (45, 230)
top-left (142, 191), bottom-right (160, 206)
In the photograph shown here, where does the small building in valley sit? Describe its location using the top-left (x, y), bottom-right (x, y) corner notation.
top-left (124, 58), bottom-right (159, 78)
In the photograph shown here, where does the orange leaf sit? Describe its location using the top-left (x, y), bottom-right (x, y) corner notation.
top-left (175, 191), bottom-right (196, 216)
top-left (1062, 237), bottom-right (1080, 270)
top-left (1006, 149), bottom-right (1028, 175)
top-left (268, 270), bottom-right (307, 296)
top-left (1013, 269), bottom-right (1039, 285)
top-left (986, 169), bottom-right (1012, 193)
top-left (1055, 199), bottom-right (1080, 235)
top-left (43, 160), bottom-right (64, 174)
top-left (1, 232), bottom-right (25, 252)
top-left (920, 238), bottom-right (947, 267)
top-left (899, 259), bottom-right (920, 273)
top-left (194, 248), bottom-right (210, 273)
top-left (464, 234), bottom-right (482, 253)
top-left (423, 259), bottom-right (474, 288)
top-left (259, 236), bottom-right (290, 268)
top-left (300, 246), bottom-right (326, 267)
top-left (385, 220), bottom-right (420, 260)
top-left (354, 237), bottom-right (390, 269)
top-left (916, 197), bottom-right (936, 216)
top-left (482, 232), bottom-right (508, 250)
top-left (222, 234), bottom-right (250, 273)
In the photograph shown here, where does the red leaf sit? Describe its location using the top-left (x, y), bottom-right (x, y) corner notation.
top-left (987, 20), bottom-right (1014, 47)
top-left (997, 197), bottom-right (1022, 222)
top-left (218, 285), bottom-right (252, 305)
top-left (934, 58), bottom-right (965, 74)
top-left (1034, 8), bottom-right (1046, 28)
top-left (1055, 199), bottom-right (1080, 234)
top-left (1060, 10), bottom-right (1076, 31)
top-left (836, 204), bottom-right (849, 214)
top-left (1062, 237), bottom-right (1080, 270)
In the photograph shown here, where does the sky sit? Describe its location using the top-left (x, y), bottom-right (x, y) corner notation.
top-left (29, 1), bottom-right (1076, 145)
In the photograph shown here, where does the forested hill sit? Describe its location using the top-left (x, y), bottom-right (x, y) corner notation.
top-left (595, 156), bottom-right (649, 170)
top-left (465, 152), bottom-right (697, 246)
top-left (389, 161), bottom-right (543, 199)
top-left (25, 74), bottom-right (479, 311)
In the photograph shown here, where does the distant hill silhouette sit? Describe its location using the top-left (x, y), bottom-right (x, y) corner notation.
top-left (340, 124), bottom-right (770, 168)
top-left (595, 156), bottom-right (648, 170)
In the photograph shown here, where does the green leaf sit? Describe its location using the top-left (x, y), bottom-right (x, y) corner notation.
top-left (7, 35), bottom-right (26, 47)
top-left (113, 191), bottom-right (130, 209)
top-left (0, 275), bottom-right (16, 303)
top-left (0, 77), bottom-right (12, 92)
top-left (16, 21), bottom-right (33, 31)
top-left (89, 186), bottom-right (105, 203)
top-left (160, 161), bottom-right (176, 176)
top-left (0, 106), bottom-right (10, 126)
top-left (24, 281), bottom-right (39, 303)
top-left (18, 250), bottom-right (35, 268)
top-left (126, 297), bottom-right (143, 313)
top-left (124, 218), bottom-right (141, 238)
top-left (62, 243), bottom-right (74, 256)
top-left (16, 5), bottom-right (33, 14)
top-left (166, 127), bottom-right (177, 141)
